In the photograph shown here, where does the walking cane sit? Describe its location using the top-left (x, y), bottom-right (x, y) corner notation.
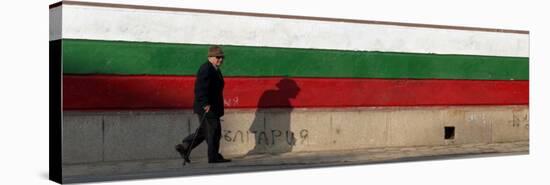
top-left (183, 111), bottom-right (208, 166)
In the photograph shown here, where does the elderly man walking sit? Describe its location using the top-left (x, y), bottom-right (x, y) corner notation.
top-left (175, 45), bottom-right (231, 164)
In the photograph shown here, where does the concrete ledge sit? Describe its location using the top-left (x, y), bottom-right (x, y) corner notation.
top-left (102, 112), bottom-right (190, 161)
top-left (62, 114), bottom-right (103, 163)
top-left (329, 110), bottom-right (389, 150)
top-left (493, 108), bottom-right (529, 142)
top-left (388, 109), bottom-right (443, 147)
top-left (62, 105), bottom-right (529, 164)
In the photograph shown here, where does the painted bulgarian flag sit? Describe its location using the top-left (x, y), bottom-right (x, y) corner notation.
top-left (55, 2), bottom-right (529, 111)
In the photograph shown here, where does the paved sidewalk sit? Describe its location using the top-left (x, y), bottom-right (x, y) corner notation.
top-left (63, 141), bottom-right (528, 183)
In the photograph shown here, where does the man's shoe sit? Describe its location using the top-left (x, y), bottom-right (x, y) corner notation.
top-left (209, 154), bottom-right (231, 163)
top-left (208, 158), bottom-right (231, 163)
top-left (175, 144), bottom-right (191, 163)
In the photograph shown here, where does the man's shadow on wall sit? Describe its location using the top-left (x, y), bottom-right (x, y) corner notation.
top-left (246, 78), bottom-right (300, 155)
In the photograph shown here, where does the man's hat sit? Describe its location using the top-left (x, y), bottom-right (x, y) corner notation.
top-left (207, 45), bottom-right (224, 57)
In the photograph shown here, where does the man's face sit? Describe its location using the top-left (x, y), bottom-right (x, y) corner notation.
top-left (209, 56), bottom-right (224, 68)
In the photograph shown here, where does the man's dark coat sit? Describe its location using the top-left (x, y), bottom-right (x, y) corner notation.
top-left (193, 61), bottom-right (224, 118)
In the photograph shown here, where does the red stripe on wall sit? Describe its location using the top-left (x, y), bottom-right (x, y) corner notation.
top-left (63, 76), bottom-right (529, 110)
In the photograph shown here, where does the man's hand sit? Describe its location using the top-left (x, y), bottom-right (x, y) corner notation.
top-left (204, 105), bottom-right (211, 113)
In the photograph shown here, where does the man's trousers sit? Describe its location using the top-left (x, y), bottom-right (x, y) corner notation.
top-left (181, 114), bottom-right (221, 162)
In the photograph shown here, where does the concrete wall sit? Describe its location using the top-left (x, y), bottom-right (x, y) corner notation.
top-left (55, 2), bottom-right (529, 166)
top-left (62, 105), bottom-right (528, 164)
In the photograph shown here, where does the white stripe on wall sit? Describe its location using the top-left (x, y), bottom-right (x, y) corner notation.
top-left (58, 5), bottom-right (529, 57)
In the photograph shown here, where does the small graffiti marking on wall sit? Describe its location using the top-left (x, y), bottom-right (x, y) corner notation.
top-left (512, 112), bottom-right (529, 129)
top-left (224, 97), bottom-right (239, 106)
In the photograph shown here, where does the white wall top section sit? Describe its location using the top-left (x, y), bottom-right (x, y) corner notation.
top-left (57, 4), bottom-right (529, 57)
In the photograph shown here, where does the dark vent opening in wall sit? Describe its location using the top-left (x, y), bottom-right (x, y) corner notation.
top-left (444, 126), bottom-right (455, 140)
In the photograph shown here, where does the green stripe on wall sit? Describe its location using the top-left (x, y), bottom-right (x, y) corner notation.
top-left (63, 39), bottom-right (529, 80)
